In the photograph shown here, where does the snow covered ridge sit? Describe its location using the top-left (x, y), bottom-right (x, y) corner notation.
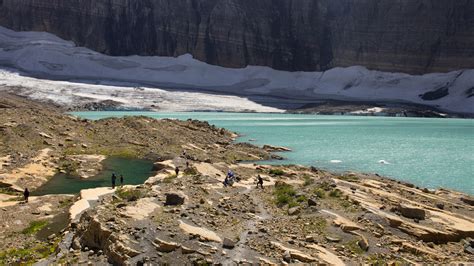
top-left (0, 26), bottom-right (473, 114)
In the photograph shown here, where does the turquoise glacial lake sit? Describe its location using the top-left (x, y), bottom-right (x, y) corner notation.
top-left (72, 112), bottom-right (474, 195)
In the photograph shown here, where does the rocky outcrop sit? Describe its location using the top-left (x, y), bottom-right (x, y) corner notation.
top-left (262, 145), bottom-right (292, 152)
top-left (398, 204), bottom-right (426, 220)
top-left (76, 212), bottom-right (142, 265)
top-left (153, 238), bottom-right (180, 253)
top-left (0, 0), bottom-right (472, 74)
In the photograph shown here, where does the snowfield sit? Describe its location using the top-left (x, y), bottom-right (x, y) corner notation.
top-left (0, 26), bottom-right (472, 114)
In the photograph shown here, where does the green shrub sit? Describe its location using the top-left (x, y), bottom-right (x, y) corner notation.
top-left (296, 195), bottom-right (307, 203)
top-left (276, 194), bottom-right (292, 205)
top-left (273, 183), bottom-right (296, 207)
top-left (313, 188), bottom-right (326, 198)
top-left (184, 167), bottom-right (198, 176)
top-left (21, 220), bottom-right (48, 235)
top-left (269, 169), bottom-right (285, 176)
top-left (329, 189), bottom-right (343, 198)
top-left (320, 181), bottom-right (333, 191)
top-left (116, 188), bottom-right (144, 201)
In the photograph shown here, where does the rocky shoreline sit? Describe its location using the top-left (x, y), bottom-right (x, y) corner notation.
top-left (0, 93), bottom-right (473, 265)
top-left (2, 85), bottom-right (473, 118)
top-left (287, 100), bottom-right (474, 119)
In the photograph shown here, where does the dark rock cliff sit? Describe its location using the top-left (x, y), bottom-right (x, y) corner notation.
top-left (0, 0), bottom-right (473, 74)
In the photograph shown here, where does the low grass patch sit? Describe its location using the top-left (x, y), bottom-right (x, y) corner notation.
top-left (345, 239), bottom-right (364, 255)
top-left (71, 147), bottom-right (141, 159)
top-left (115, 188), bottom-right (145, 202)
top-left (338, 175), bottom-right (359, 182)
top-left (329, 189), bottom-right (343, 198)
top-left (0, 187), bottom-right (20, 196)
top-left (109, 148), bottom-right (140, 158)
top-left (269, 169), bottom-right (285, 176)
top-left (21, 220), bottom-right (49, 235)
top-left (163, 174), bottom-right (177, 183)
top-left (0, 241), bottom-right (59, 264)
top-left (4, 196), bottom-right (23, 202)
top-left (58, 198), bottom-right (74, 209)
top-left (302, 217), bottom-right (327, 234)
top-left (303, 175), bottom-right (314, 186)
top-left (366, 254), bottom-right (399, 266)
top-left (59, 160), bottom-right (80, 176)
top-left (288, 201), bottom-right (299, 208)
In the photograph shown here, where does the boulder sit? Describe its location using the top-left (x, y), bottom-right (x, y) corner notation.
top-left (340, 224), bottom-right (361, 232)
top-left (153, 238), bottom-right (180, 252)
top-left (307, 198), bottom-right (317, 207)
top-left (463, 238), bottom-right (474, 254)
top-left (72, 238), bottom-right (82, 250)
top-left (39, 132), bottom-right (53, 139)
top-left (290, 251), bottom-right (317, 263)
top-left (108, 241), bottom-right (141, 263)
top-left (399, 204), bottom-right (426, 220)
top-left (181, 246), bottom-right (196, 254)
top-left (222, 238), bottom-right (236, 249)
top-left (357, 235), bottom-right (369, 251)
top-left (305, 235), bottom-right (316, 243)
top-left (165, 192), bottom-right (186, 206)
top-left (288, 206), bottom-right (300, 216)
top-left (460, 196), bottom-right (474, 206)
top-left (325, 236), bottom-right (341, 243)
top-left (283, 250), bottom-right (292, 263)
top-left (465, 246), bottom-right (474, 255)
top-left (387, 216), bottom-right (403, 227)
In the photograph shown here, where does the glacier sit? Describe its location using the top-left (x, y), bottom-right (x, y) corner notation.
top-left (0, 26), bottom-right (472, 114)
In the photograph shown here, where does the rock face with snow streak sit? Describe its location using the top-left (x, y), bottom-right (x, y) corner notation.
top-left (0, 0), bottom-right (473, 74)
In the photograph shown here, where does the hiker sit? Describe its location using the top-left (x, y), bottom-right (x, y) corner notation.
top-left (23, 187), bottom-right (29, 203)
top-left (223, 176), bottom-right (232, 187)
top-left (120, 174), bottom-right (124, 186)
top-left (111, 173), bottom-right (117, 189)
top-left (256, 175), bottom-right (264, 189)
top-left (175, 166), bottom-right (180, 176)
